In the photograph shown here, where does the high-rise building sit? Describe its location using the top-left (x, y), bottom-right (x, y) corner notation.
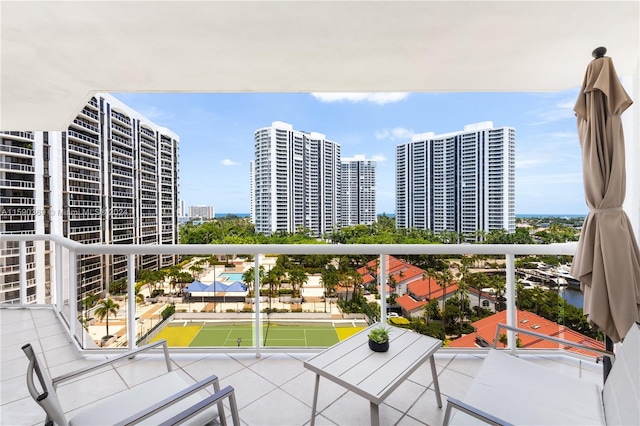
top-left (340, 155), bottom-right (376, 227)
top-left (0, 93), bottom-right (179, 304)
top-left (251, 121), bottom-right (340, 236)
top-left (189, 205), bottom-right (215, 219)
top-left (396, 122), bottom-right (515, 240)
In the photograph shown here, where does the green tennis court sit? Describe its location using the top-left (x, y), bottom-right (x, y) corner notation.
top-left (151, 322), bottom-right (365, 348)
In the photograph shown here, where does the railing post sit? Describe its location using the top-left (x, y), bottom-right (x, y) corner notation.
top-left (19, 240), bottom-right (27, 305)
top-left (379, 254), bottom-right (387, 323)
top-left (505, 253), bottom-right (517, 352)
top-left (55, 242), bottom-right (63, 313)
top-left (69, 250), bottom-right (77, 339)
top-left (254, 254), bottom-right (261, 358)
top-left (127, 254), bottom-right (136, 349)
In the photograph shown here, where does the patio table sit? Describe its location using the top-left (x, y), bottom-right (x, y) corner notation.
top-left (304, 324), bottom-right (442, 426)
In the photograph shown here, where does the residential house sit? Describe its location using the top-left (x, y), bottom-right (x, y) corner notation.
top-left (449, 309), bottom-right (605, 358)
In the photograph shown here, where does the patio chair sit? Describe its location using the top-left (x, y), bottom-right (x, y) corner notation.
top-left (23, 339), bottom-right (240, 426)
top-left (443, 322), bottom-right (640, 425)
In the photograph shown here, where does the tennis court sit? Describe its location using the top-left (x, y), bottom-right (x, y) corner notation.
top-left (150, 321), bottom-right (366, 348)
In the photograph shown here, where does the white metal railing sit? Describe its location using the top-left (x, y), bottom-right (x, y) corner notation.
top-left (0, 233), bottom-right (579, 357)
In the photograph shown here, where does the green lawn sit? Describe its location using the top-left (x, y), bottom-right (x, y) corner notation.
top-left (151, 322), bottom-right (365, 347)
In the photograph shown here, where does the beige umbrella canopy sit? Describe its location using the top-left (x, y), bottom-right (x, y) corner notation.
top-left (571, 49), bottom-right (640, 343)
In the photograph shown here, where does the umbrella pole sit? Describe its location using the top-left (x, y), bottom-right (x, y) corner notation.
top-left (603, 335), bottom-right (613, 383)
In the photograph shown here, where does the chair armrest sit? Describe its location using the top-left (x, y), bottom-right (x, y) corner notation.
top-left (494, 323), bottom-right (614, 361)
top-left (157, 385), bottom-right (239, 426)
top-left (113, 374), bottom-right (228, 426)
top-left (443, 397), bottom-right (513, 426)
top-left (52, 339), bottom-right (172, 388)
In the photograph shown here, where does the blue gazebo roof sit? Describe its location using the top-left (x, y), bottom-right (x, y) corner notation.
top-left (185, 280), bottom-right (208, 292)
top-left (225, 281), bottom-right (248, 292)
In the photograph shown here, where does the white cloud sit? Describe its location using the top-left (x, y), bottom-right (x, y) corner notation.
top-left (374, 127), bottom-right (414, 141)
top-left (370, 154), bottom-right (387, 162)
top-left (528, 91), bottom-right (579, 125)
top-left (311, 92), bottom-right (409, 105)
top-left (221, 159), bottom-right (239, 166)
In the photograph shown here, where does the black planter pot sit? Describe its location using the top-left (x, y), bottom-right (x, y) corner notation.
top-left (368, 339), bottom-right (389, 352)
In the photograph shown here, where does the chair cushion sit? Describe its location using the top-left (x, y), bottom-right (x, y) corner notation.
top-left (69, 371), bottom-right (219, 425)
top-left (603, 322), bottom-right (640, 425)
top-left (450, 350), bottom-right (605, 425)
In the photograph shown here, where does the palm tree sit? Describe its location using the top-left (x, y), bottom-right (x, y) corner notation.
top-left (455, 258), bottom-right (473, 324)
top-left (530, 285), bottom-right (546, 315)
top-left (81, 293), bottom-right (99, 324)
top-left (175, 272), bottom-right (193, 294)
top-left (427, 268), bottom-right (454, 331)
top-left (490, 275), bottom-right (507, 311)
top-left (455, 279), bottom-right (470, 325)
top-left (94, 298), bottom-right (120, 338)
top-left (263, 266), bottom-right (284, 309)
top-left (165, 265), bottom-right (182, 294)
top-left (134, 283), bottom-right (145, 304)
top-left (469, 272), bottom-right (489, 315)
top-left (288, 266), bottom-right (308, 298)
top-left (242, 266), bottom-right (264, 297)
top-left (189, 264), bottom-right (203, 280)
top-left (137, 269), bottom-right (167, 295)
top-left (320, 265), bottom-right (339, 313)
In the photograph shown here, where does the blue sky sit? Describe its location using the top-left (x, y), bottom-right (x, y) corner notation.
top-left (112, 91), bottom-right (587, 216)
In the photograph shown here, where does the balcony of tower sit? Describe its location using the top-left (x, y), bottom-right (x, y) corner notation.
top-left (111, 132), bottom-right (133, 147)
top-left (68, 129), bottom-right (99, 145)
top-left (67, 141), bottom-right (100, 158)
top-left (0, 144), bottom-right (35, 158)
top-left (110, 110), bottom-right (131, 126)
top-left (140, 126), bottom-right (155, 139)
top-left (80, 107), bottom-right (99, 121)
top-left (71, 118), bottom-right (99, 134)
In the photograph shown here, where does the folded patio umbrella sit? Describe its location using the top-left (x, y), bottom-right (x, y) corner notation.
top-left (571, 49), bottom-right (640, 344)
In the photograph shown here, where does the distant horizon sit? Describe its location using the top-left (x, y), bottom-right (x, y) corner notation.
top-left (210, 212), bottom-right (587, 219)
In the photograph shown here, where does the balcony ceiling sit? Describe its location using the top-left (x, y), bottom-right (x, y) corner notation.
top-left (1, 0), bottom-right (638, 131)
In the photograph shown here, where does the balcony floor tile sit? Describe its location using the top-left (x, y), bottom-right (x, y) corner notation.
top-left (1, 306), bottom-right (604, 426)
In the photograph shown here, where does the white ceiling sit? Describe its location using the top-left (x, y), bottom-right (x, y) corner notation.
top-left (1, 1), bottom-right (638, 131)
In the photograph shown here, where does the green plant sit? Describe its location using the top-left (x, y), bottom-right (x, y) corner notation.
top-left (368, 325), bottom-right (391, 344)
top-left (161, 304), bottom-right (175, 320)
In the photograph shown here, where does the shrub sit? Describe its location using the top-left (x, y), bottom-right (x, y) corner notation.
top-left (150, 289), bottom-right (165, 298)
top-left (390, 317), bottom-right (410, 325)
top-left (160, 304), bottom-right (175, 320)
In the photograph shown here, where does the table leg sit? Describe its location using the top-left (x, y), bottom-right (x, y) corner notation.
top-left (430, 355), bottom-right (442, 408)
top-left (370, 401), bottom-right (380, 426)
top-left (310, 373), bottom-right (320, 426)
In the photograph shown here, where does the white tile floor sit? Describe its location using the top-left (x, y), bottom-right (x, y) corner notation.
top-left (1, 307), bottom-right (603, 426)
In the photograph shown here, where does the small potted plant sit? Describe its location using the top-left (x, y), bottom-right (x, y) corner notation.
top-left (368, 324), bottom-right (391, 352)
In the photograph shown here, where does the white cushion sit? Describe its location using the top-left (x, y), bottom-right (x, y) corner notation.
top-left (450, 350), bottom-right (605, 425)
top-left (603, 323), bottom-right (640, 425)
top-left (69, 371), bottom-right (219, 425)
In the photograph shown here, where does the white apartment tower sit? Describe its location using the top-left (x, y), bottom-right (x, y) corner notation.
top-left (340, 156), bottom-right (376, 227)
top-left (0, 93), bottom-right (179, 304)
top-left (189, 205), bottom-right (215, 219)
top-left (252, 122), bottom-right (340, 236)
top-left (396, 122), bottom-right (515, 240)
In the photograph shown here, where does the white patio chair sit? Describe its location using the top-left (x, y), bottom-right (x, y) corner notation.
top-left (443, 322), bottom-right (639, 425)
top-left (23, 339), bottom-right (240, 426)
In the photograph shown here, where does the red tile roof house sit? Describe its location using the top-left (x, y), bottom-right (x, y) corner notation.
top-left (449, 309), bottom-right (605, 357)
top-left (357, 255), bottom-right (424, 297)
top-left (396, 278), bottom-right (497, 318)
